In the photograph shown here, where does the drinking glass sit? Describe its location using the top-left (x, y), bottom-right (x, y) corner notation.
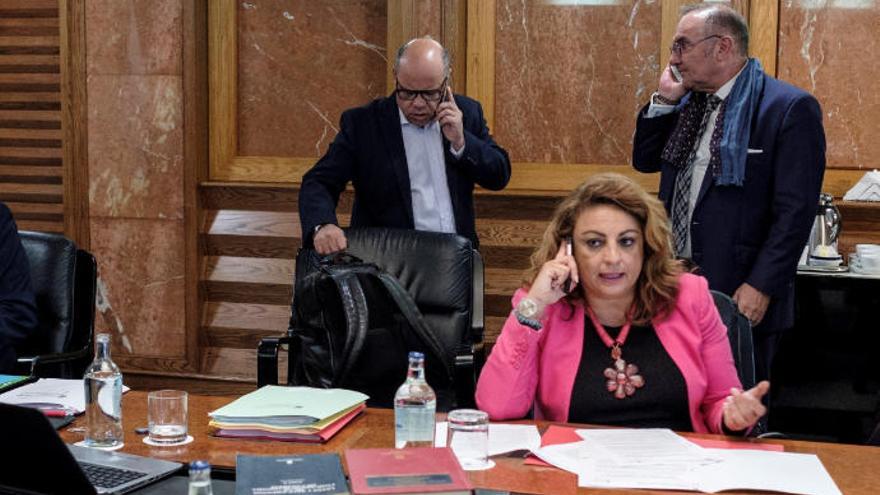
top-left (446, 409), bottom-right (490, 470)
top-left (148, 390), bottom-right (188, 444)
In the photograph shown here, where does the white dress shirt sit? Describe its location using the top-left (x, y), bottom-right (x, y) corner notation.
top-left (399, 109), bottom-right (463, 234)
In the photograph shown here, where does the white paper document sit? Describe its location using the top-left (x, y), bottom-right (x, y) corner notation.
top-left (0, 378), bottom-right (129, 414)
top-left (434, 422), bottom-right (541, 456)
top-left (693, 449), bottom-right (842, 495)
top-left (529, 428), bottom-right (841, 495)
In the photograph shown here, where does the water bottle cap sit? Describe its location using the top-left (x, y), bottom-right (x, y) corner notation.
top-left (408, 351), bottom-right (424, 359)
top-left (190, 460), bottom-right (210, 471)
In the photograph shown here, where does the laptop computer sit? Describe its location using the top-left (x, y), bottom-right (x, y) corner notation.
top-left (0, 403), bottom-right (182, 494)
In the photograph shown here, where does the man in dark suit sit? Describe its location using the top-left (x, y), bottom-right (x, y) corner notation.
top-left (299, 37), bottom-right (511, 254)
top-left (632, 4), bottom-right (825, 383)
top-left (0, 202), bottom-right (37, 373)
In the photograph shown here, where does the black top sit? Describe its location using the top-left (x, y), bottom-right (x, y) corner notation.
top-left (568, 316), bottom-right (692, 431)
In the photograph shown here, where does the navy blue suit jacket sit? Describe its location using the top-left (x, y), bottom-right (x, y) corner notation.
top-left (299, 95), bottom-right (511, 248)
top-left (0, 203), bottom-right (37, 372)
top-left (633, 74), bottom-right (826, 333)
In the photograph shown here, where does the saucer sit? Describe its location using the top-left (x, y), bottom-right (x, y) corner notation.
top-left (460, 459), bottom-right (495, 471)
top-left (143, 434), bottom-right (194, 447)
top-left (850, 264), bottom-right (880, 276)
top-left (74, 440), bottom-right (124, 451)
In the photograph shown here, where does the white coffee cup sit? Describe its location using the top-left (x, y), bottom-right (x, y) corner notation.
top-left (859, 252), bottom-right (880, 271)
top-left (855, 244), bottom-right (880, 257)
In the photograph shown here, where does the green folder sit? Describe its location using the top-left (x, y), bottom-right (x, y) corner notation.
top-left (0, 374), bottom-right (38, 394)
top-left (209, 386), bottom-right (368, 427)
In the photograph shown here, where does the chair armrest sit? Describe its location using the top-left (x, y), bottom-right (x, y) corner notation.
top-left (471, 250), bottom-right (484, 345)
top-left (257, 335), bottom-right (292, 388)
top-left (17, 346), bottom-right (92, 377)
top-left (453, 344), bottom-right (476, 409)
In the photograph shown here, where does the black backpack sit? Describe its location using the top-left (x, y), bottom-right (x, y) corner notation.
top-left (287, 250), bottom-right (455, 409)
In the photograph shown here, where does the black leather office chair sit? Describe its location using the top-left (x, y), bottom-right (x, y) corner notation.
top-left (258, 228), bottom-right (483, 409)
top-left (16, 231), bottom-right (97, 378)
top-left (711, 290), bottom-right (756, 392)
top-left (711, 289), bottom-right (775, 436)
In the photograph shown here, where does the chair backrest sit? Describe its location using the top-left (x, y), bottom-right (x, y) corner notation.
top-left (18, 231), bottom-right (97, 378)
top-left (710, 290), bottom-right (756, 391)
top-left (343, 228), bottom-right (478, 355)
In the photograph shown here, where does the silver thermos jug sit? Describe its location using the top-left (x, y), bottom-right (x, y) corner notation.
top-left (807, 193), bottom-right (842, 265)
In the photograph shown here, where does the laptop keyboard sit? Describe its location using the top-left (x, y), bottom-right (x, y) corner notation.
top-left (80, 462), bottom-right (147, 489)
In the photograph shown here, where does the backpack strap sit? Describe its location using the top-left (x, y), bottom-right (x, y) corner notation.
top-left (320, 252), bottom-right (455, 386)
top-left (375, 272), bottom-right (454, 381)
top-left (324, 267), bottom-right (370, 386)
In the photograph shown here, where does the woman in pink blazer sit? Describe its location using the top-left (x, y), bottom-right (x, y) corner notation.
top-left (475, 173), bottom-right (768, 433)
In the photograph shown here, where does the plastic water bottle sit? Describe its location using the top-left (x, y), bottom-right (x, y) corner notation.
top-left (394, 351), bottom-right (436, 448)
top-left (188, 460), bottom-right (213, 495)
top-left (83, 333), bottom-right (123, 448)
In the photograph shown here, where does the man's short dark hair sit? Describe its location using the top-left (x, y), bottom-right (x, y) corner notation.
top-left (681, 4), bottom-right (749, 56)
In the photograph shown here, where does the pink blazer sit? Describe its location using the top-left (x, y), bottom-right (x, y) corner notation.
top-left (475, 273), bottom-right (741, 433)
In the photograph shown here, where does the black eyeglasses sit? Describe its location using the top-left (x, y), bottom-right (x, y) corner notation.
top-left (395, 77), bottom-right (447, 103)
top-left (669, 34), bottom-right (723, 57)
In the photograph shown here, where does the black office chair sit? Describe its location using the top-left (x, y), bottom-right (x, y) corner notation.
top-left (710, 289), bottom-right (776, 436)
top-left (258, 228), bottom-right (483, 409)
top-left (711, 290), bottom-right (756, 392)
top-left (16, 231), bottom-right (97, 378)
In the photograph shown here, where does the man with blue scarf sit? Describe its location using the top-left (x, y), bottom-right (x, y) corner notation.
top-left (633, 4), bottom-right (825, 384)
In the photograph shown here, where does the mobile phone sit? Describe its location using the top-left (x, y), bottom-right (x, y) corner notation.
top-left (564, 237), bottom-right (575, 293)
top-left (669, 65), bottom-right (682, 83)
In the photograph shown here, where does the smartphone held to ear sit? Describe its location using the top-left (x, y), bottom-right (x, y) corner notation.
top-left (564, 237), bottom-right (575, 293)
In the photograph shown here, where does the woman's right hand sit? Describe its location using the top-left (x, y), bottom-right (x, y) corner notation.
top-left (526, 241), bottom-right (579, 316)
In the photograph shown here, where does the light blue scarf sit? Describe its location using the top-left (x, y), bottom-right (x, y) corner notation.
top-left (715, 57), bottom-right (764, 186)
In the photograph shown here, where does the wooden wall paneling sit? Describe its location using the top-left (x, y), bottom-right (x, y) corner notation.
top-left (207, 0), bottom-right (236, 182)
top-left (184, 0), bottom-right (209, 373)
top-left (465, 0), bottom-right (494, 132)
top-left (0, 0), bottom-right (64, 233)
top-left (386, 0), bottom-right (411, 94)
top-left (59, 0), bottom-right (87, 247)
top-left (749, 0), bottom-right (778, 76)
top-left (442, 0), bottom-right (467, 94)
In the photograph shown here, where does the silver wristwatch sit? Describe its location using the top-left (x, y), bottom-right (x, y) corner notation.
top-left (515, 297), bottom-right (543, 330)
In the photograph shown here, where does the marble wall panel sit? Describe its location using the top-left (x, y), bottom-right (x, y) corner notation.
top-left (778, 0), bottom-right (880, 169)
top-left (86, 1), bottom-right (187, 363)
top-left (91, 218), bottom-right (186, 358)
top-left (237, 0), bottom-right (387, 157)
top-left (85, 0), bottom-right (182, 75)
top-left (88, 75), bottom-right (184, 219)
top-left (494, 0), bottom-right (662, 165)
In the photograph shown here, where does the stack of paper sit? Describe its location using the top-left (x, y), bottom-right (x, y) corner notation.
top-left (0, 378), bottom-right (130, 417)
top-left (208, 386), bottom-right (368, 443)
top-left (531, 428), bottom-right (842, 495)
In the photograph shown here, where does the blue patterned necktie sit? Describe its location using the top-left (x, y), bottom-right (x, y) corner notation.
top-left (671, 94), bottom-right (722, 256)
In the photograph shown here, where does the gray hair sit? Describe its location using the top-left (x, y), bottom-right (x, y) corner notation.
top-left (681, 3), bottom-right (749, 56)
top-left (393, 36), bottom-right (451, 78)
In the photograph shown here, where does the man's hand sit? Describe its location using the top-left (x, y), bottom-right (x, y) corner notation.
top-left (722, 381), bottom-right (770, 432)
top-left (733, 282), bottom-right (770, 326)
top-left (313, 224), bottom-right (347, 255)
top-left (437, 87), bottom-right (464, 151)
top-left (658, 64), bottom-right (687, 103)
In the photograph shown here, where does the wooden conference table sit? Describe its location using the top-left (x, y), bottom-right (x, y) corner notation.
top-left (59, 391), bottom-right (880, 495)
